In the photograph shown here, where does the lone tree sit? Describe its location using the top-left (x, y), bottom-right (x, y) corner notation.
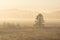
top-left (34, 13), bottom-right (44, 27)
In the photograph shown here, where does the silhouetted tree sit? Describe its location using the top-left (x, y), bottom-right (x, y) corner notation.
top-left (34, 13), bottom-right (44, 27)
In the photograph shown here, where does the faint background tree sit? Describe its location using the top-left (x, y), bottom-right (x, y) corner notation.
top-left (34, 13), bottom-right (44, 27)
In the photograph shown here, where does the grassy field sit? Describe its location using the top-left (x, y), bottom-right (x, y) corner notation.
top-left (0, 26), bottom-right (60, 40)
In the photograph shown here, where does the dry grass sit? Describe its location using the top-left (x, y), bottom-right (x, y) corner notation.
top-left (0, 27), bottom-right (60, 40)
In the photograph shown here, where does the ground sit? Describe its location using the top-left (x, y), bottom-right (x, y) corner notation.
top-left (0, 27), bottom-right (60, 40)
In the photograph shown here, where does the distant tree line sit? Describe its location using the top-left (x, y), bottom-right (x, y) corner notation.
top-left (0, 22), bottom-right (21, 29)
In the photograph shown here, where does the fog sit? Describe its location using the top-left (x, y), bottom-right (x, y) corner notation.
top-left (0, 0), bottom-right (60, 40)
top-left (0, 9), bottom-right (60, 26)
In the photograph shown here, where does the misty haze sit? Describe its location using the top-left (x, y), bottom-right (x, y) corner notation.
top-left (0, 0), bottom-right (60, 40)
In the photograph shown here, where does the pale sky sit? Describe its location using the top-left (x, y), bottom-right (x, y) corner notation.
top-left (0, 0), bottom-right (60, 11)
top-left (0, 0), bottom-right (60, 21)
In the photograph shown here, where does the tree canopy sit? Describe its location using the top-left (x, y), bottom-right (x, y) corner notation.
top-left (34, 13), bottom-right (44, 27)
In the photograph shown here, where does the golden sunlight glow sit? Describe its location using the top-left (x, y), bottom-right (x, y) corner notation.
top-left (0, 0), bottom-right (60, 10)
top-left (0, 0), bottom-right (60, 20)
